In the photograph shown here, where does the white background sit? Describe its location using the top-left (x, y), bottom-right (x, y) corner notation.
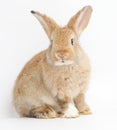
top-left (0, 0), bottom-right (117, 130)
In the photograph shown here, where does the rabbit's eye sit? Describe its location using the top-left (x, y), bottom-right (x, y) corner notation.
top-left (71, 38), bottom-right (74, 45)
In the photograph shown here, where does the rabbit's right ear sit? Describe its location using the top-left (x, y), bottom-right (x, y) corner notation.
top-left (31, 10), bottom-right (59, 39)
top-left (67, 6), bottom-right (93, 36)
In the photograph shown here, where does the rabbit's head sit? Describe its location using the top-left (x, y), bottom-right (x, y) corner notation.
top-left (31, 6), bottom-right (92, 66)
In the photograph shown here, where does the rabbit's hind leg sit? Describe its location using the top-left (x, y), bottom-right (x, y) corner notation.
top-left (29, 105), bottom-right (58, 119)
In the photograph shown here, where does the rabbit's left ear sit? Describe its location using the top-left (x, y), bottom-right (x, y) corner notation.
top-left (31, 11), bottom-right (59, 39)
top-left (67, 6), bottom-right (93, 36)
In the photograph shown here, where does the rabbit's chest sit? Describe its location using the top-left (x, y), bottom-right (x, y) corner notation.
top-left (58, 68), bottom-right (88, 97)
top-left (43, 64), bottom-right (90, 98)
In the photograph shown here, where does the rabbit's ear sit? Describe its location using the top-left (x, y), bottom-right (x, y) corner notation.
top-left (31, 11), bottom-right (59, 39)
top-left (67, 6), bottom-right (93, 36)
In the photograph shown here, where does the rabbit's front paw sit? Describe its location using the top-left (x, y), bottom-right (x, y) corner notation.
top-left (62, 103), bottom-right (79, 118)
top-left (78, 104), bottom-right (92, 115)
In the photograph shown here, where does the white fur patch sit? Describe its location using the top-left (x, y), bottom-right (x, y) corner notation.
top-left (63, 103), bottom-right (79, 118)
top-left (55, 61), bottom-right (74, 66)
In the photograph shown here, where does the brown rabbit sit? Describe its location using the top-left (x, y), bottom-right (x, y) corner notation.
top-left (13, 6), bottom-right (93, 118)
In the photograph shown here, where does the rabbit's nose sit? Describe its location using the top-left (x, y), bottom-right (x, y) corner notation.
top-left (57, 54), bottom-right (65, 60)
top-left (55, 50), bottom-right (69, 60)
top-left (56, 52), bottom-right (68, 61)
top-left (59, 55), bottom-right (65, 61)
top-left (56, 54), bottom-right (64, 60)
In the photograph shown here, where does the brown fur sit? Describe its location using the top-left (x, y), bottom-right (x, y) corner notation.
top-left (29, 105), bottom-right (57, 118)
top-left (13, 6), bottom-right (93, 118)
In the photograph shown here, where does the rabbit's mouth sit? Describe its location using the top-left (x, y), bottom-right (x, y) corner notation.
top-left (62, 60), bottom-right (65, 63)
top-left (54, 54), bottom-right (75, 66)
top-left (61, 57), bottom-right (65, 63)
top-left (54, 60), bottom-right (74, 66)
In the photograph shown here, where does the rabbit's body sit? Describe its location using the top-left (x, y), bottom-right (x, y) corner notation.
top-left (13, 6), bottom-right (92, 118)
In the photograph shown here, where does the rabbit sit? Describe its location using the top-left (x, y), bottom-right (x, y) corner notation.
top-left (13, 5), bottom-right (93, 118)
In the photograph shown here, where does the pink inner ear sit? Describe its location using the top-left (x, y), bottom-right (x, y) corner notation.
top-left (76, 6), bottom-right (92, 33)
